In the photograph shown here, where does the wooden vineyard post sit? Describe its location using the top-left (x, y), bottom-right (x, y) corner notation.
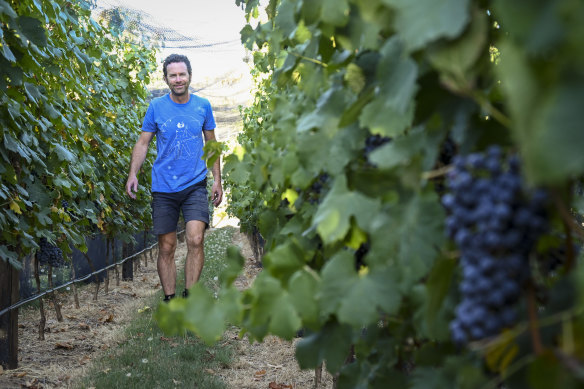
top-left (122, 242), bottom-right (133, 281)
top-left (0, 260), bottom-right (19, 369)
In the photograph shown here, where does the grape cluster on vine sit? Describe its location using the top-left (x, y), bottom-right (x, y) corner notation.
top-left (442, 146), bottom-right (549, 345)
top-left (38, 237), bottom-right (65, 268)
top-left (307, 173), bottom-right (330, 205)
top-left (364, 134), bottom-right (391, 161)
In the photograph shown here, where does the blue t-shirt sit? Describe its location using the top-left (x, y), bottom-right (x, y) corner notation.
top-left (142, 93), bottom-right (216, 193)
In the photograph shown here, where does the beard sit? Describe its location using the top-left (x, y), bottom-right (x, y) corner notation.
top-left (171, 84), bottom-right (189, 96)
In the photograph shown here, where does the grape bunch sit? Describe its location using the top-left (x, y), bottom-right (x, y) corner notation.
top-left (442, 146), bottom-right (549, 344)
top-left (38, 237), bottom-right (65, 267)
top-left (307, 173), bottom-right (330, 205)
top-left (364, 134), bottom-right (391, 157)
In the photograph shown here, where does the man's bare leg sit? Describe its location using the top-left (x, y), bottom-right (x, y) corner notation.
top-left (157, 231), bottom-right (178, 296)
top-left (184, 220), bottom-right (206, 290)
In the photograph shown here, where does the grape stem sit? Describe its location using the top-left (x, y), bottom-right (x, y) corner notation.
top-left (553, 191), bottom-right (584, 243)
top-left (287, 51), bottom-right (328, 68)
top-left (422, 165), bottom-right (453, 180)
top-left (527, 282), bottom-right (544, 356)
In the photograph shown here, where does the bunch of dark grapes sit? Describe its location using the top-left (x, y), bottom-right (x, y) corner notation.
top-left (442, 146), bottom-right (549, 345)
top-left (364, 134), bottom-right (391, 160)
top-left (38, 237), bottom-right (65, 267)
top-left (307, 173), bottom-right (330, 205)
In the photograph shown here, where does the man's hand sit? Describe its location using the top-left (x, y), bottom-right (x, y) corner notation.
top-left (126, 175), bottom-right (139, 199)
top-left (211, 180), bottom-right (223, 207)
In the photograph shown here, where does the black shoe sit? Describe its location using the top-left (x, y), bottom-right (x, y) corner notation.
top-left (182, 289), bottom-right (189, 298)
top-left (163, 293), bottom-right (176, 303)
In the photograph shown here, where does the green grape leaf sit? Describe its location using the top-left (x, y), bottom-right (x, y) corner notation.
top-left (275, 0), bottom-right (296, 38)
top-left (382, 0), bottom-right (471, 52)
top-left (319, 251), bottom-right (401, 326)
top-left (368, 191), bottom-right (445, 287)
top-left (219, 245), bottom-right (245, 288)
top-left (321, 0), bottom-right (349, 27)
top-left (155, 283), bottom-right (226, 344)
top-left (359, 38), bottom-right (417, 137)
top-left (297, 87), bottom-right (352, 135)
top-left (0, 0), bottom-right (16, 18)
top-left (24, 82), bottom-right (42, 104)
top-left (288, 269), bottom-right (321, 328)
top-left (295, 320), bottom-right (353, 373)
top-left (313, 175), bottom-right (381, 244)
top-left (1, 40), bottom-right (16, 62)
top-left (410, 367), bottom-right (452, 389)
top-left (0, 245), bottom-right (21, 269)
top-left (428, 8), bottom-right (488, 85)
top-left (17, 16), bottom-right (47, 47)
top-left (262, 240), bottom-right (305, 281)
top-left (497, 41), bottom-right (584, 184)
top-left (52, 143), bottom-right (76, 162)
top-left (242, 272), bottom-right (301, 340)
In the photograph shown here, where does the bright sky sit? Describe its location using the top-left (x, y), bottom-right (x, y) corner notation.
top-left (94, 0), bottom-right (252, 81)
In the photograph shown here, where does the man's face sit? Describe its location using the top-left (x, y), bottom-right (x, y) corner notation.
top-left (164, 61), bottom-right (191, 96)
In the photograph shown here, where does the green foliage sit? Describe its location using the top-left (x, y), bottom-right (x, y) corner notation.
top-left (0, 0), bottom-right (157, 268)
top-left (157, 0), bottom-right (584, 387)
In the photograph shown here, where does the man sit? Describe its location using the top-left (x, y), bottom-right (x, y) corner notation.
top-left (125, 53), bottom-right (222, 302)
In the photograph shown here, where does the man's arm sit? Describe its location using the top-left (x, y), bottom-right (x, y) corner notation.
top-left (126, 131), bottom-right (155, 199)
top-left (203, 130), bottom-right (223, 207)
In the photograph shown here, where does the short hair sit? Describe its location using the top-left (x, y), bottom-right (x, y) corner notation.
top-left (162, 54), bottom-right (192, 78)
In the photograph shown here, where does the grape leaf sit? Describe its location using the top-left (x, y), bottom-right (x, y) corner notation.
top-left (295, 319), bottom-right (353, 373)
top-left (321, 0), bottom-right (349, 27)
top-left (382, 0), bottom-right (471, 52)
top-left (17, 16), bottom-right (47, 47)
top-left (312, 175), bottom-right (381, 244)
top-left (319, 251), bottom-right (401, 327)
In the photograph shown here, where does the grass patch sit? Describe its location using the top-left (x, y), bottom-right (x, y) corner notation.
top-left (75, 226), bottom-right (237, 389)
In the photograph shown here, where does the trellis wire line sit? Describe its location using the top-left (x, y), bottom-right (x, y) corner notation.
top-left (0, 229), bottom-right (185, 319)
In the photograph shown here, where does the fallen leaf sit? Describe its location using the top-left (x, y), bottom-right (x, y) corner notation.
top-left (268, 382), bottom-right (282, 389)
top-left (102, 368), bottom-right (111, 374)
top-left (205, 368), bottom-right (215, 374)
top-left (79, 356), bottom-right (91, 365)
top-left (15, 371), bottom-right (27, 377)
top-left (55, 342), bottom-right (74, 350)
top-left (254, 369), bottom-right (267, 380)
top-left (99, 313), bottom-right (114, 323)
top-left (78, 323), bottom-right (90, 331)
top-left (172, 379), bottom-right (181, 385)
top-left (18, 324), bottom-right (25, 328)
top-left (23, 378), bottom-right (40, 388)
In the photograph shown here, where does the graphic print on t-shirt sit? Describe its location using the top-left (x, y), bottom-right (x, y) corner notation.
top-left (158, 114), bottom-right (203, 161)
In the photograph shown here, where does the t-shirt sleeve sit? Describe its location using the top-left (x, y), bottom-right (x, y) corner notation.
top-left (203, 100), bottom-right (216, 131)
top-left (141, 103), bottom-right (157, 133)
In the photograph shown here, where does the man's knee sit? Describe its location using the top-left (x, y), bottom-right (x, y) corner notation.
top-left (186, 231), bottom-right (204, 249)
top-left (158, 235), bottom-right (177, 258)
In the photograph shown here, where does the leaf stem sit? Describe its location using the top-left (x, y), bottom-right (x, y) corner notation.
top-left (527, 282), bottom-right (544, 356)
top-left (553, 191), bottom-right (584, 242)
top-left (471, 91), bottom-right (512, 129)
top-left (286, 51), bottom-right (328, 68)
top-left (422, 165), bottom-right (453, 180)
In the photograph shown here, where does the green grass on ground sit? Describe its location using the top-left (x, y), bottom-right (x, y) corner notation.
top-left (75, 226), bottom-right (237, 389)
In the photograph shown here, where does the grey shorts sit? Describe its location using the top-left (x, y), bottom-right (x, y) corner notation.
top-left (151, 180), bottom-right (209, 235)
